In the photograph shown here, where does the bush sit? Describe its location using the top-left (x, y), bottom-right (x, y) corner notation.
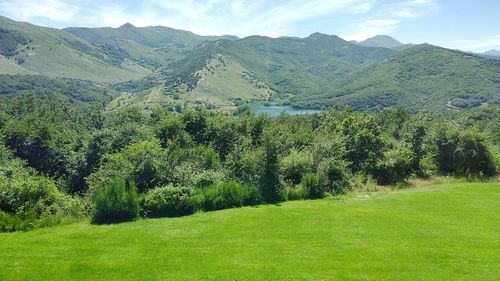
top-left (285, 186), bottom-right (307, 201)
top-left (351, 174), bottom-right (378, 192)
top-left (0, 211), bottom-right (26, 232)
top-left (91, 177), bottom-right (139, 224)
top-left (301, 173), bottom-right (324, 199)
top-left (375, 147), bottom-right (413, 185)
top-left (280, 149), bottom-right (314, 186)
top-left (432, 129), bottom-right (496, 177)
top-left (202, 181), bottom-right (262, 211)
top-left (285, 186), bottom-right (306, 201)
top-left (141, 185), bottom-right (201, 217)
top-left (87, 141), bottom-right (166, 194)
top-left (317, 159), bottom-right (351, 193)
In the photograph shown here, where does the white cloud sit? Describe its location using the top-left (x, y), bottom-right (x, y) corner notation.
top-left (341, 0), bottom-right (438, 41)
top-left (0, 0), bottom-right (375, 37)
top-left (343, 19), bottom-right (400, 41)
top-left (0, 0), bottom-right (80, 22)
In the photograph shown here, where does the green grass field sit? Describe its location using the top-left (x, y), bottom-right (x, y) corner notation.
top-left (0, 182), bottom-right (499, 280)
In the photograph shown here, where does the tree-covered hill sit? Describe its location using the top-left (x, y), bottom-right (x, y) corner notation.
top-left (292, 44), bottom-right (500, 112)
top-left (0, 74), bottom-right (117, 105)
top-left (0, 16), bottom-right (499, 113)
top-left (152, 33), bottom-right (395, 102)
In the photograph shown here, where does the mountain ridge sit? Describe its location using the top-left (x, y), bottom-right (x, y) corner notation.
top-left (0, 16), bottom-right (498, 113)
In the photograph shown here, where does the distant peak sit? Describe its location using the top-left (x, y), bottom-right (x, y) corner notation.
top-left (357, 35), bottom-right (404, 49)
top-left (484, 49), bottom-right (500, 56)
top-left (119, 22), bottom-right (136, 29)
top-left (307, 33), bottom-right (342, 41)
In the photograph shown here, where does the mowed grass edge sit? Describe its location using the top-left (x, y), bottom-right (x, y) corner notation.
top-left (0, 182), bottom-right (499, 281)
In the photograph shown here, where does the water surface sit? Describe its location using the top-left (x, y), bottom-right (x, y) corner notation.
top-left (250, 104), bottom-right (321, 117)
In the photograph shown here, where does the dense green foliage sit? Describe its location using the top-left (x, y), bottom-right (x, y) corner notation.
top-left (297, 45), bottom-right (500, 112)
top-left (0, 93), bottom-right (497, 230)
top-left (91, 177), bottom-right (139, 224)
top-left (141, 185), bottom-right (200, 217)
top-left (0, 74), bottom-right (116, 105)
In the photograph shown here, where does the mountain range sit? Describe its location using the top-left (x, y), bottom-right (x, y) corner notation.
top-left (0, 16), bottom-right (498, 113)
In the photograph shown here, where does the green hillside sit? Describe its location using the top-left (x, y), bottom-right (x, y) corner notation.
top-left (0, 17), bottom-right (150, 83)
top-left (65, 23), bottom-right (237, 70)
top-left (214, 34), bottom-right (395, 96)
top-left (150, 33), bottom-right (395, 107)
top-left (0, 16), bottom-right (498, 113)
top-left (0, 182), bottom-right (498, 280)
top-left (293, 44), bottom-right (500, 112)
top-left (0, 74), bottom-right (117, 105)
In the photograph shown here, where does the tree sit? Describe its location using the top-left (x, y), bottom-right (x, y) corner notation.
top-left (402, 121), bottom-right (427, 173)
top-left (431, 127), bottom-right (496, 177)
top-left (155, 115), bottom-right (188, 148)
top-left (261, 130), bottom-right (282, 202)
top-left (338, 114), bottom-right (384, 173)
top-left (87, 140), bottom-right (166, 193)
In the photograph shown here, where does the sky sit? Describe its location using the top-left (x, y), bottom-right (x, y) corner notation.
top-left (0, 0), bottom-right (499, 52)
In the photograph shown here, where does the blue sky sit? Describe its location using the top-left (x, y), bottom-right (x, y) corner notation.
top-left (0, 0), bottom-right (499, 52)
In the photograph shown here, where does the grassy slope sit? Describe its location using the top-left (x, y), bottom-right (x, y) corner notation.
top-left (0, 17), bottom-right (150, 83)
top-left (0, 182), bottom-right (499, 280)
top-left (191, 55), bottom-right (273, 104)
top-left (0, 55), bottom-right (34, 74)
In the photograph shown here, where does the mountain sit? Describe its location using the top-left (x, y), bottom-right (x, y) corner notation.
top-left (0, 16), bottom-right (237, 83)
top-left (0, 16), bottom-right (150, 83)
top-left (64, 23), bottom-right (237, 70)
top-left (356, 35), bottom-right (414, 50)
top-left (136, 33), bottom-right (396, 107)
top-left (484, 49), bottom-right (500, 56)
top-left (0, 16), bottom-right (499, 113)
top-left (292, 44), bottom-right (500, 112)
top-left (480, 49), bottom-right (500, 60)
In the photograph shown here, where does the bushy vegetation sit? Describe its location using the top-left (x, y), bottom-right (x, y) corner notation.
top-left (141, 185), bottom-right (200, 217)
top-left (91, 177), bottom-right (139, 224)
top-left (0, 94), bottom-right (497, 231)
top-left (202, 181), bottom-right (261, 211)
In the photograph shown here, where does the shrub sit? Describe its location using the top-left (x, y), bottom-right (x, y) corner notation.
top-left (285, 186), bottom-right (306, 201)
top-left (0, 211), bottom-right (25, 232)
top-left (351, 174), bottom-right (378, 192)
top-left (225, 143), bottom-right (265, 186)
top-left (375, 147), bottom-right (413, 185)
top-left (87, 141), bottom-right (166, 194)
top-left (91, 177), bottom-right (139, 224)
top-left (432, 128), bottom-right (496, 177)
top-left (202, 181), bottom-right (262, 211)
top-left (279, 149), bottom-right (314, 186)
top-left (141, 185), bottom-right (201, 217)
top-left (317, 159), bottom-right (351, 194)
top-left (301, 173), bottom-right (324, 199)
top-left (454, 132), bottom-right (496, 177)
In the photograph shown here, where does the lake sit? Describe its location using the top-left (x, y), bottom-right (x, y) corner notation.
top-left (250, 104), bottom-right (321, 117)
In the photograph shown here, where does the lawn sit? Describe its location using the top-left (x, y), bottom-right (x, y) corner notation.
top-left (0, 182), bottom-right (499, 280)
